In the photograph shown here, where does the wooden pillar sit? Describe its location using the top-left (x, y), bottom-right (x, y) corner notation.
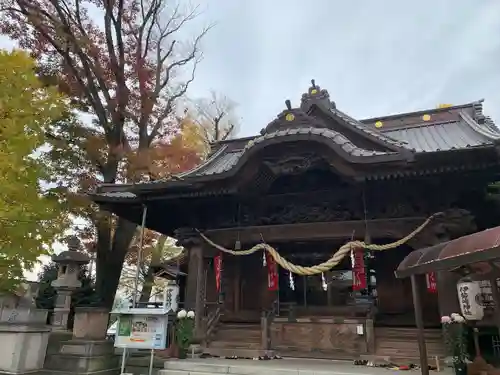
top-left (175, 228), bottom-right (205, 335)
top-left (411, 274), bottom-right (429, 375)
top-left (488, 277), bottom-right (500, 335)
top-left (365, 318), bottom-right (375, 354)
top-left (437, 270), bottom-right (461, 316)
top-left (234, 258), bottom-right (240, 313)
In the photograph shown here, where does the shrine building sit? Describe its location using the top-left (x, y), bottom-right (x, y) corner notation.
top-left (91, 81), bottom-right (500, 362)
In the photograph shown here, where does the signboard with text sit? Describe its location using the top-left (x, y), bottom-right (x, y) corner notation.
top-left (114, 312), bottom-right (168, 350)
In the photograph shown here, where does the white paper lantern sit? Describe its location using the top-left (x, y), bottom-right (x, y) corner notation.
top-left (456, 280), bottom-right (484, 321)
top-left (163, 284), bottom-right (180, 313)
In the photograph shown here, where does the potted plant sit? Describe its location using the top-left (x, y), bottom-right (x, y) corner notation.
top-left (175, 309), bottom-right (195, 359)
top-left (441, 313), bottom-right (468, 375)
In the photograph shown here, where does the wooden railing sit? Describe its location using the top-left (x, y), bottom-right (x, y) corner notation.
top-left (203, 301), bottom-right (222, 344)
top-left (261, 299), bottom-right (278, 351)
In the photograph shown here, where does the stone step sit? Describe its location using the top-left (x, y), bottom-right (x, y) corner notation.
top-left (219, 323), bottom-right (261, 330)
top-left (214, 331), bottom-right (261, 341)
top-left (216, 327), bottom-right (261, 334)
top-left (374, 328), bottom-right (443, 339)
top-left (201, 347), bottom-right (276, 360)
top-left (208, 340), bottom-right (262, 349)
top-left (375, 341), bottom-right (445, 352)
top-left (360, 354), bottom-right (443, 366)
top-left (161, 359), bottom-right (354, 375)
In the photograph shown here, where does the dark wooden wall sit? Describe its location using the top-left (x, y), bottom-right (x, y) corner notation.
top-left (374, 244), bottom-right (439, 327)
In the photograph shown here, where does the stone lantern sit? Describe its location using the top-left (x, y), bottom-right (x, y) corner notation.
top-left (51, 236), bottom-right (90, 331)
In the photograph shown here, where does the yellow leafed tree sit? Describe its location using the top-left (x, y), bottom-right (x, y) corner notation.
top-left (0, 49), bottom-right (68, 292)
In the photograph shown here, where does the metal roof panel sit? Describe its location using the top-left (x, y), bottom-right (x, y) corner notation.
top-left (384, 121), bottom-right (494, 152)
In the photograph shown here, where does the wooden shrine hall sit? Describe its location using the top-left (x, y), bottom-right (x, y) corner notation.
top-left (91, 80), bottom-right (500, 362)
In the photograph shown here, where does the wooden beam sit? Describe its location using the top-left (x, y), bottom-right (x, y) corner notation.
top-left (203, 217), bottom-right (428, 246)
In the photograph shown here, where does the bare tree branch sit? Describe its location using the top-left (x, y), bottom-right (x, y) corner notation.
top-left (193, 90), bottom-right (241, 142)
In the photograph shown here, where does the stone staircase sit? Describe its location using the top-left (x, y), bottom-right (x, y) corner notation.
top-left (373, 327), bottom-right (446, 365)
top-left (160, 358), bottom-right (408, 375)
top-left (203, 323), bottom-right (274, 358)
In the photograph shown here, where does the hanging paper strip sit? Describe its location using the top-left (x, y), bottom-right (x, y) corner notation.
top-left (352, 247), bottom-right (367, 291)
top-left (426, 272), bottom-right (437, 293)
top-left (214, 253), bottom-right (222, 292)
top-left (266, 252), bottom-right (279, 291)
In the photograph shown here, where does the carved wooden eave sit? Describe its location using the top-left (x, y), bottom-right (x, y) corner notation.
top-left (90, 82), bottom-right (500, 210)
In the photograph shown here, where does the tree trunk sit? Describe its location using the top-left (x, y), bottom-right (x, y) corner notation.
top-left (139, 237), bottom-right (165, 303)
top-left (94, 216), bottom-right (137, 309)
top-left (139, 267), bottom-right (154, 303)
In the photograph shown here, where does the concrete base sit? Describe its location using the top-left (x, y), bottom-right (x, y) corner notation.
top-left (202, 348), bottom-right (276, 359)
top-left (359, 354), bottom-right (443, 366)
top-left (161, 358), bottom-right (455, 375)
top-left (43, 339), bottom-right (119, 375)
top-left (0, 323), bottom-right (51, 375)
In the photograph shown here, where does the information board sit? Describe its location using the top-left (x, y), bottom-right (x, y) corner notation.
top-left (114, 313), bottom-right (168, 349)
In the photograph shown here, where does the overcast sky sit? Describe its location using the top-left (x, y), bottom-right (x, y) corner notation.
top-left (5, 0), bottom-right (500, 278)
top-left (187, 0), bottom-right (500, 137)
top-left (3, 0), bottom-right (499, 138)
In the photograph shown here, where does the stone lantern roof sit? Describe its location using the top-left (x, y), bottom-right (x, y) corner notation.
top-left (51, 236), bottom-right (90, 265)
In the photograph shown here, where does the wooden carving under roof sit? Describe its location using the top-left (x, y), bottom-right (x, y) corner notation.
top-left (89, 80), bottom-right (500, 233)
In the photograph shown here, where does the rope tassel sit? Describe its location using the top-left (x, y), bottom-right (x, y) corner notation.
top-left (195, 212), bottom-right (442, 276)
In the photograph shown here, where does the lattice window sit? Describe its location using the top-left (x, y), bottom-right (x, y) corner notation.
top-left (492, 335), bottom-right (500, 357)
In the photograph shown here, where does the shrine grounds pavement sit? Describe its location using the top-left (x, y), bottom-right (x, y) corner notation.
top-left (127, 357), bottom-right (455, 375)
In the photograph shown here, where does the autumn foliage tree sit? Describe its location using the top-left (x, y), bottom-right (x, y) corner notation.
top-left (0, 50), bottom-right (68, 292)
top-left (194, 90), bottom-right (240, 142)
top-left (121, 233), bottom-right (183, 302)
top-left (0, 0), bottom-right (211, 307)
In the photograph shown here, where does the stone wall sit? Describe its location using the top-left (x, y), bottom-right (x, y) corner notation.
top-left (0, 290), bottom-right (51, 375)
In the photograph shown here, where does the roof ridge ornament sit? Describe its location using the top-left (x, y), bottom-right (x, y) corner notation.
top-left (300, 79), bottom-right (336, 111)
top-left (259, 98), bottom-right (327, 135)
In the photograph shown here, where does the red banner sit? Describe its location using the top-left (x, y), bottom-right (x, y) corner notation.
top-left (214, 253), bottom-right (222, 292)
top-left (426, 272), bottom-right (437, 293)
top-left (352, 248), bottom-right (367, 291)
top-left (266, 252), bottom-right (279, 291)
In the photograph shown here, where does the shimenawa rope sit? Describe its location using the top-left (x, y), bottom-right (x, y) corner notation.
top-left (195, 212), bottom-right (443, 276)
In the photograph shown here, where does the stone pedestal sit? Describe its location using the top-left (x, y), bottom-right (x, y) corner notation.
top-left (0, 304), bottom-right (50, 375)
top-left (0, 323), bottom-right (51, 374)
top-left (51, 290), bottom-right (73, 332)
top-left (73, 307), bottom-right (109, 340)
top-left (43, 340), bottom-right (118, 375)
top-left (43, 308), bottom-right (118, 375)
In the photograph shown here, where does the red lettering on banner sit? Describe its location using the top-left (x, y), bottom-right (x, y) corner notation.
top-left (266, 252), bottom-right (279, 291)
top-left (352, 248), bottom-right (367, 291)
top-left (214, 253), bottom-right (222, 292)
top-left (426, 272), bottom-right (437, 293)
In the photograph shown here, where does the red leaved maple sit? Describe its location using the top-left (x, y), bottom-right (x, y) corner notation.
top-left (0, 0), bottom-right (212, 308)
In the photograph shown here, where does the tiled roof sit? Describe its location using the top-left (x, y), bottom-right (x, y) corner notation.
top-left (98, 191), bottom-right (137, 198)
top-left (330, 107), bottom-right (406, 148)
top-left (176, 145), bottom-right (241, 178)
top-left (169, 105), bottom-right (500, 179)
top-left (299, 80), bottom-right (406, 150)
top-left (182, 147), bottom-right (244, 177)
top-left (91, 88), bottom-right (500, 201)
top-left (245, 127), bottom-right (391, 157)
top-left (178, 126), bottom-right (398, 180)
top-left (383, 120), bottom-right (494, 152)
